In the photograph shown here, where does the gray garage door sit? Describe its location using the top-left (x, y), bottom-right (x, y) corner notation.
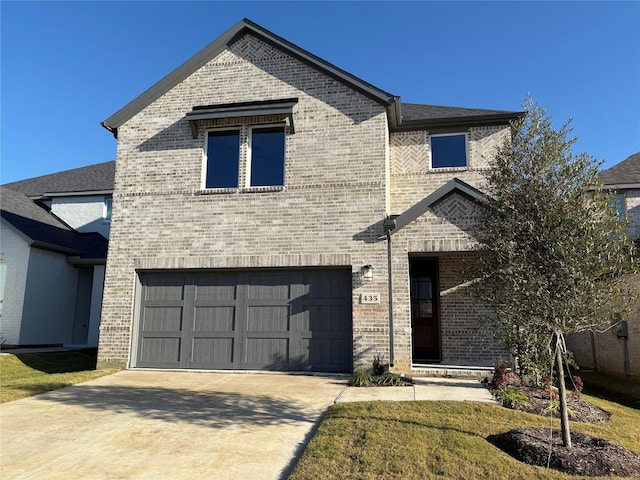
top-left (136, 269), bottom-right (352, 372)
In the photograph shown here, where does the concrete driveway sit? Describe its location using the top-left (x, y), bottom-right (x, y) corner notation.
top-left (0, 371), bottom-right (347, 480)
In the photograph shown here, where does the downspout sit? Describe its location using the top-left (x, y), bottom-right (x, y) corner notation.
top-left (386, 228), bottom-right (395, 368)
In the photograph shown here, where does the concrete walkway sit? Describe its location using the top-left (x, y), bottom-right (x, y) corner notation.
top-left (0, 370), bottom-right (493, 480)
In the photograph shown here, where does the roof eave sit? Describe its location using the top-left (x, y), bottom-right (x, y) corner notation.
top-left (101, 18), bottom-right (396, 135)
top-left (393, 111), bottom-right (524, 132)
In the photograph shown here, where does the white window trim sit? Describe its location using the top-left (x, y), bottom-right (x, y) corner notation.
top-left (429, 133), bottom-right (469, 170)
top-left (246, 123), bottom-right (286, 189)
top-left (202, 126), bottom-right (241, 191)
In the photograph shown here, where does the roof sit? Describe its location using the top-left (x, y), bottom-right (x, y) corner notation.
top-left (3, 161), bottom-right (115, 198)
top-left (1, 186), bottom-right (108, 259)
top-left (386, 178), bottom-right (485, 234)
top-left (101, 18), bottom-right (522, 137)
top-left (600, 151), bottom-right (640, 187)
top-left (397, 103), bottom-right (523, 130)
top-left (101, 18), bottom-right (397, 136)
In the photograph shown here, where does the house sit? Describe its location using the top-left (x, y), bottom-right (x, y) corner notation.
top-left (97, 18), bottom-right (522, 374)
top-left (0, 161), bottom-right (114, 348)
top-left (566, 151), bottom-right (640, 377)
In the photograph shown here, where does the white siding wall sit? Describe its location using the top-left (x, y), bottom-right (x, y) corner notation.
top-left (51, 196), bottom-right (110, 239)
top-left (0, 222), bottom-right (30, 345)
top-left (19, 248), bottom-right (78, 345)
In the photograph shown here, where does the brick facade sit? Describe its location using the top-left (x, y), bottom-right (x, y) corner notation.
top-left (98, 26), bottom-right (512, 372)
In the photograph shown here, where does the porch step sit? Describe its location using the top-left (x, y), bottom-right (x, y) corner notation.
top-left (411, 364), bottom-right (493, 380)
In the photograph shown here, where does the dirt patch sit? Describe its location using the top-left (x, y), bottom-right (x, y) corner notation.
top-left (488, 427), bottom-right (640, 477)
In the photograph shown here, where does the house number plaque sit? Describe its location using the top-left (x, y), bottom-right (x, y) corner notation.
top-left (360, 293), bottom-right (380, 304)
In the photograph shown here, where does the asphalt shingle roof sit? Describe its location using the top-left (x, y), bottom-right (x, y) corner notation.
top-left (1, 186), bottom-right (108, 259)
top-left (600, 152), bottom-right (640, 186)
top-left (3, 161), bottom-right (115, 197)
top-left (401, 103), bottom-right (518, 122)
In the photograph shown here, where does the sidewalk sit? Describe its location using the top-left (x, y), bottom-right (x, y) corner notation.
top-left (335, 376), bottom-right (495, 403)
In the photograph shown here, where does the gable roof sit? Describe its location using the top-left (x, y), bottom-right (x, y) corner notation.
top-left (385, 178), bottom-right (485, 234)
top-left (3, 161), bottom-right (115, 198)
top-left (600, 151), bottom-right (640, 188)
top-left (101, 18), bottom-right (397, 137)
top-left (1, 187), bottom-right (108, 259)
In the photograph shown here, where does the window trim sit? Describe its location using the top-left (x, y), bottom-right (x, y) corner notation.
top-left (202, 123), bottom-right (286, 192)
top-left (429, 133), bottom-right (469, 170)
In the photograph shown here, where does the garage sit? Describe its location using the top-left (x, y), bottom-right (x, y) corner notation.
top-left (135, 268), bottom-right (352, 372)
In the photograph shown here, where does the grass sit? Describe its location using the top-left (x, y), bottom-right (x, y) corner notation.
top-left (579, 370), bottom-right (640, 410)
top-left (289, 380), bottom-right (640, 480)
top-left (0, 350), bottom-right (118, 403)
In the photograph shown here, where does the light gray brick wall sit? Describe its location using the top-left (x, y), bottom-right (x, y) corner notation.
top-left (98, 33), bottom-right (391, 369)
top-left (387, 127), bottom-right (510, 370)
top-left (389, 126), bottom-right (508, 214)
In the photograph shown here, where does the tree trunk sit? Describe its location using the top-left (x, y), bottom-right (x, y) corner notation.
top-left (555, 332), bottom-right (572, 449)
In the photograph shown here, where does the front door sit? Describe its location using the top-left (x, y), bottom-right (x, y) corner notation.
top-left (410, 258), bottom-right (440, 362)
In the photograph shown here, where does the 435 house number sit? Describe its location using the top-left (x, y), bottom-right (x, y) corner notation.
top-left (360, 293), bottom-right (380, 304)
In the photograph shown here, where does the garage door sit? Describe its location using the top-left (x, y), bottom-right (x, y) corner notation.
top-left (136, 269), bottom-right (352, 372)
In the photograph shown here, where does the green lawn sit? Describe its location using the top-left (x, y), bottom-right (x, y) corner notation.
top-left (289, 379), bottom-right (640, 480)
top-left (0, 351), bottom-right (118, 403)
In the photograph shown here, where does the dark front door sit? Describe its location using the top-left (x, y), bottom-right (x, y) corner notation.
top-left (410, 258), bottom-right (440, 362)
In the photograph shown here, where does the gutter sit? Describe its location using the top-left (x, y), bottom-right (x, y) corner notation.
top-left (383, 217), bottom-right (397, 368)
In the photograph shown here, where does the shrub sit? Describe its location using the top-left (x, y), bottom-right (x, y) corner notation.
top-left (349, 370), bottom-right (374, 387)
top-left (372, 356), bottom-right (388, 376)
top-left (494, 387), bottom-right (532, 410)
top-left (489, 363), bottom-right (519, 390)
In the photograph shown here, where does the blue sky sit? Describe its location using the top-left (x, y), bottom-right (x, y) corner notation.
top-left (2, 1), bottom-right (639, 183)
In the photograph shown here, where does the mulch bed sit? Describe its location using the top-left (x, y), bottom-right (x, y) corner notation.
top-left (488, 427), bottom-right (640, 477)
top-left (487, 384), bottom-right (640, 477)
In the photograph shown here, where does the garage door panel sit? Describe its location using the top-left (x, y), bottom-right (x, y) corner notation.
top-left (191, 338), bottom-right (234, 366)
top-left (138, 269), bottom-right (352, 372)
top-left (245, 338), bottom-right (289, 368)
top-left (142, 307), bottom-right (183, 332)
top-left (194, 306), bottom-right (235, 332)
top-left (247, 273), bottom-right (291, 300)
top-left (247, 305), bottom-right (290, 332)
top-left (140, 337), bottom-right (181, 365)
top-left (195, 277), bottom-right (237, 300)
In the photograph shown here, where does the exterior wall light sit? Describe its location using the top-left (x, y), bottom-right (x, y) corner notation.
top-left (361, 264), bottom-right (374, 282)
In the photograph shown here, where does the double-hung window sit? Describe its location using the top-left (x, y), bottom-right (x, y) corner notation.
top-left (430, 134), bottom-right (468, 169)
top-left (205, 125), bottom-right (285, 190)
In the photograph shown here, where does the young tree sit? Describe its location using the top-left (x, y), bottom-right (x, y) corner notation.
top-left (472, 97), bottom-right (638, 449)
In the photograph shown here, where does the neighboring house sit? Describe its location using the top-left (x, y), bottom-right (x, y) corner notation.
top-left (97, 18), bottom-right (522, 374)
top-left (567, 152), bottom-right (640, 377)
top-left (0, 162), bottom-right (114, 347)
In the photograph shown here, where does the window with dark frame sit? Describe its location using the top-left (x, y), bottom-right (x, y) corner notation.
top-left (206, 130), bottom-right (240, 188)
top-left (430, 134), bottom-right (467, 169)
top-left (249, 126), bottom-right (285, 187)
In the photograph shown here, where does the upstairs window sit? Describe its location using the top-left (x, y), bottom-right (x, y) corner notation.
top-left (430, 134), bottom-right (467, 169)
top-left (104, 197), bottom-right (113, 222)
top-left (248, 126), bottom-right (285, 187)
top-left (204, 125), bottom-right (285, 190)
top-left (610, 193), bottom-right (626, 219)
top-left (206, 130), bottom-right (240, 188)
